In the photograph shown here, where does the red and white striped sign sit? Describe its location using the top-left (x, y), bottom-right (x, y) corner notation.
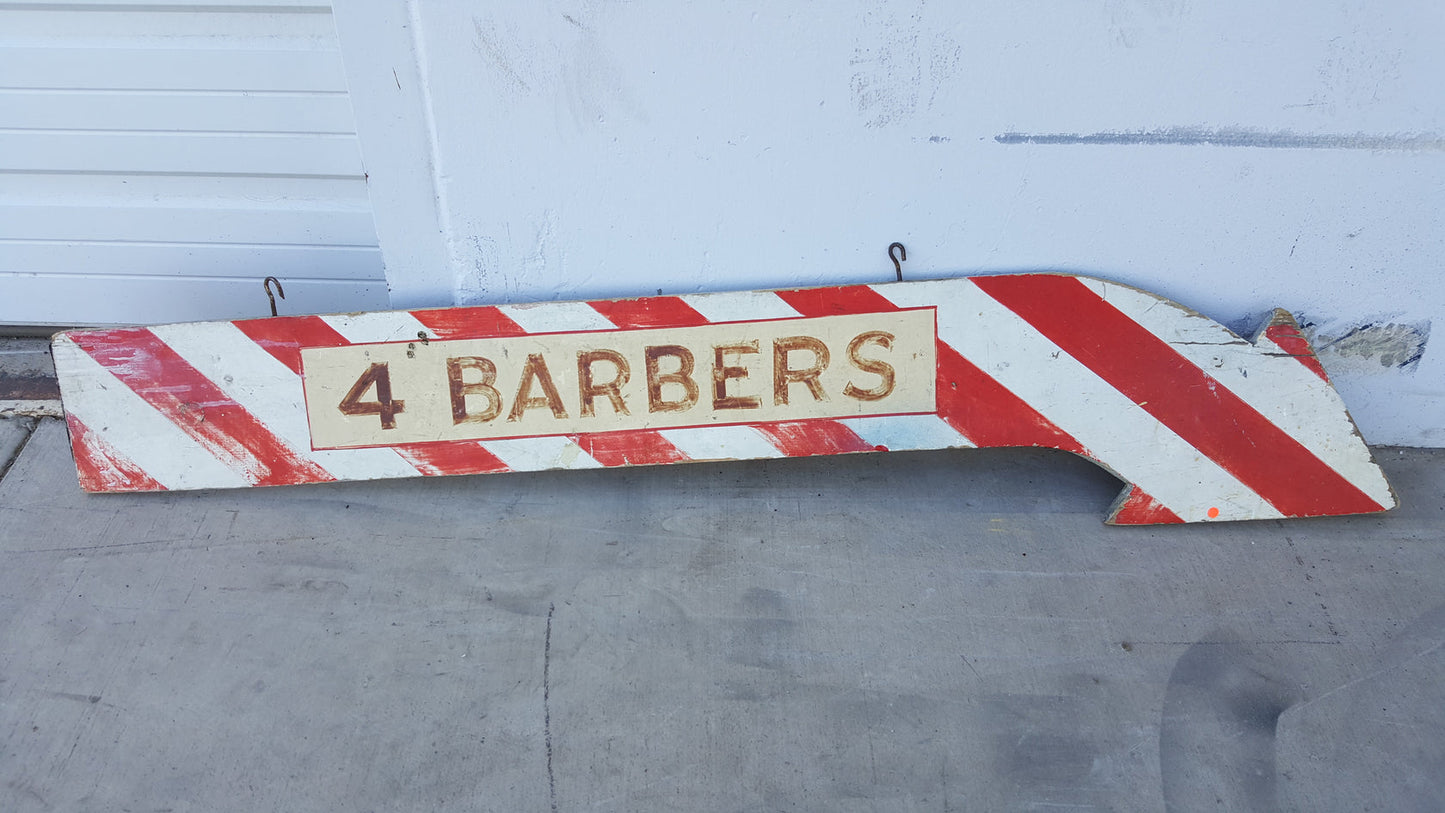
top-left (52, 274), bottom-right (1396, 524)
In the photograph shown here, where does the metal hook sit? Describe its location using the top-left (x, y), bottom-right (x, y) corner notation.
top-left (888, 242), bottom-right (907, 281)
top-left (263, 276), bottom-right (285, 317)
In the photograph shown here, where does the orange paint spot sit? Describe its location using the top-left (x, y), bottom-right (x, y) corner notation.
top-left (1207, 507), bottom-right (1221, 519)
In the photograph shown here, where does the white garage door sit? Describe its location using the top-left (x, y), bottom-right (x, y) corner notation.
top-left (0, 0), bottom-right (389, 327)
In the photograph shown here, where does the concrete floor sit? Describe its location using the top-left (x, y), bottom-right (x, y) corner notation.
top-left (2, 415), bottom-right (1443, 812)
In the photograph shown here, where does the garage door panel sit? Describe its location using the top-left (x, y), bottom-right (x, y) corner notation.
top-left (7, 0), bottom-right (330, 9)
top-left (5, 273), bottom-right (388, 326)
top-left (0, 242), bottom-right (382, 279)
top-left (0, 6), bottom-right (338, 45)
top-left (0, 90), bottom-right (356, 134)
top-left (0, 132), bottom-right (364, 176)
top-left (1, 2), bottom-right (385, 327)
top-left (0, 204), bottom-right (376, 245)
top-left (0, 172), bottom-right (371, 206)
top-left (0, 47), bottom-right (349, 91)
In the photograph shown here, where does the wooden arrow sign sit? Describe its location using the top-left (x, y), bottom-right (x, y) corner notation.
top-left (52, 274), bottom-right (1397, 524)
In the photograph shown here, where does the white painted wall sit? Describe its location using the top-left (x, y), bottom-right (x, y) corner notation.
top-left (338, 0), bottom-right (1444, 446)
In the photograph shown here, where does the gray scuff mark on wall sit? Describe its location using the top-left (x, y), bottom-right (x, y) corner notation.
top-left (524, 210), bottom-right (558, 289)
top-left (559, 20), bottom-right (648, 133)
top-left (452, 213), bottom-right (561, 307)
top-left (851, 8), bottom-right (960, 128)
top-left (1305, 17), bottom-right (1405, 115)
top-left (472, 16), bottom-right (536, 98)
top-left (850, 21), bottom-right (920, 128)
top-left (1104, 0), bottom-right (1192, 50)
top-left (453, 233), bottom-right (502, 306)
top-left (471, 12), bottom-right (645, 134)
top-left (1306, 319), bottom-right (1431, 372)
top-left (995, 127), bottom-right (1445, 150)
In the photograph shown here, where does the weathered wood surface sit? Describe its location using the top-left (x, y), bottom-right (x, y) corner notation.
top-left (52, 274), bottom-right (1396, 524)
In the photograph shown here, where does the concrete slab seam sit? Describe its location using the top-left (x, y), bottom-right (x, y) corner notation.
top-left (0, 417), bottom-right (38, 483)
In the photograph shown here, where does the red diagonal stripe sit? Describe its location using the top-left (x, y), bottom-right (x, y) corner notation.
top-left (753, 420), bottom-right (877, 457)
top-left (935, 345), bottom-right (1086, 453)
top-left (973, 274), bottom-right (1384, 517)
top-left (587, 296), bottom-right (711, 328)
top-left (774, 285), bottom-right (900, 317)
top-left (69, 328), bottom-right (334, 487)
top-left (572, 430), bottom-right (690, 466)
top-left (776, 284), bottom-right (1085, 453)
top-left (234, 315), bottom-right (351, 375)
top-left (1110, 484), bottom-right (1184, 525)
top-left (412, 306), bottom-right (528, 340)
top-left (395, 441), bottom-right (510, 477)
top-left (1264, 323), bottom-right (1330, 382)
top-left (66, 413), bottom-right (166, 493)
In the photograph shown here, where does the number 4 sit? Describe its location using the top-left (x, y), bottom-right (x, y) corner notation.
top-left (338, 363), bottom-right (405, 429)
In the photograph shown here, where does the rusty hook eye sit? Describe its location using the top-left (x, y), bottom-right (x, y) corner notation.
top-left (263, 276), bottom-right (285, 317)
top-left (888, 242), bottom-right (907, 281)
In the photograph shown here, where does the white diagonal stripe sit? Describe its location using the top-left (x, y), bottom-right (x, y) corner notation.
top-left (322, 310), bottom-right (433, 344)
top-left (150, 322), bottom-right (421, 483)
top-left (52, 336), bottom-right (252, 491)
top-left (480, 436), bottom-right (602, 471)
top-left (840, 414), bottom-right (974, 452)
top-left (679, 290), bottom-right (802, 323)
top-left (659, 425), bottom-right (787, 461)
top-left (1074, 277), bottom-right (1395, 509)
top-left (874, 280), bottom-right (1283, 523)
top-left (498, 301), bottom-right (617, 333)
